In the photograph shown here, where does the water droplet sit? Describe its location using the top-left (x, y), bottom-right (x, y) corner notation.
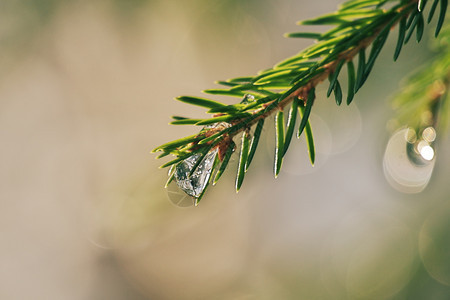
top-left (174, 149), bottom-right (217, 199)
top-left (241, 94), bottom-right (255, 103)
top-left (383, 128), bottom-right (436, 193)
top-left (167, 122), bottom-right (228, 204)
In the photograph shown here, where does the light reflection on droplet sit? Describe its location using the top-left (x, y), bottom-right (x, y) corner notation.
top-left (383, 128), bottom-right (435, 193)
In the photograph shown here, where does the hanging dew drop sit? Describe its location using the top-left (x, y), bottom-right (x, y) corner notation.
top-left (174, 149), bottom-right (218, 199)
top-left (174, 153), bottom-right (201, 196)
top-left (165, 122), bottom-right (229, 205)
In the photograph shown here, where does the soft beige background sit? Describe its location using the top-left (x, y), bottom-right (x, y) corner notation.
top-left (1, 1), bottom-right (450, 299)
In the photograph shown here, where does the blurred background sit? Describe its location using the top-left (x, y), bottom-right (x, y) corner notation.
top-left (1, 0), bottom-right (450, 299)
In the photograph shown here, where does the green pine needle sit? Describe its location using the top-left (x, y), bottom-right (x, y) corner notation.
top-left (246, 119), bottom-right (265, 171)
top-left (299, 103), bottom-right (316, 166)
top-left (236, 130), bottom-right (251, 191)
top-left (394, 16), bottom-right (406, 60)
top-left (176, 96), bottom-right (227, 109)
top-left (327, 60), bottom-right (345, 97)
top-left (334, 80), bottom-right (343, 105)
top-left (436, 0), bottom-right (448, 37)
top-left (275, 110), bottom-right (285, 178)
top-left (346, 60), bottom-right (356, 105)
top-left (283, 98), bottom-right (300, 156)
top-left (214, 141), bottom-right (235, 185)
top-left (298, 88), bottom-right (316, 138)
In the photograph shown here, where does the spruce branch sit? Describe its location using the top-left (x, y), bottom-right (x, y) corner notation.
top-left (153, 0), bottom-right (449, 204)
